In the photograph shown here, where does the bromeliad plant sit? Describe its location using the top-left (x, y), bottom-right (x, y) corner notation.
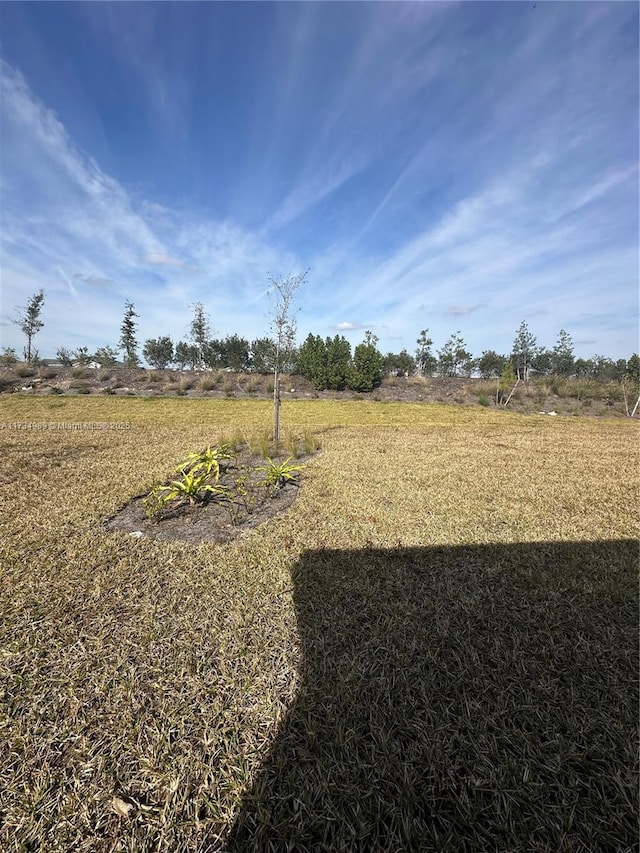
top-left (176, 444), bottom-right (235, 479)
top-left (144, 469), bottom-right (230, 518)
top-left (142, 436), bottom-right (314, 521)
top-left (259, 457), bottom-right (305, 491)
top-left (144, 444), bottom-right (234, 519)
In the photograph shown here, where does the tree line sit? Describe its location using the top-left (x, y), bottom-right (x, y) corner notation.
top-left (5, 290), bottom-right (639, 388)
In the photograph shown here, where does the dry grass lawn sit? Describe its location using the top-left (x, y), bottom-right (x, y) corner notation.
top-left (0, 396), bottom-right (637, 851)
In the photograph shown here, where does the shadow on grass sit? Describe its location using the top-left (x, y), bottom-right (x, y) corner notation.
top-left (225, 540), bottom-right (638, 852)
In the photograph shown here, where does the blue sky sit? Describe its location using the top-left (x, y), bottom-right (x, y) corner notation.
top-left (1, 1), bottom-right (638, 363)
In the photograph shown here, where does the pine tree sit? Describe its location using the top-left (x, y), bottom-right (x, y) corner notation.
top-left (437, 332), bottom-right (471, 377)
top-left (349, 331), bottom-right (383, 392)
top-left (415, 329), bottom-right (436, 376)
top-left (119, 301), bottom-right (140, 368)
top-left (511, 321), bottom-right (538, 382)
top-left (551, 329), bottom-right (574, 376)
top-left (14, 290), bottom-right (45, 366)
top-left (190, 303), bottom-right (211, 367)
top-left (143, 337), bottom-right (174, 369)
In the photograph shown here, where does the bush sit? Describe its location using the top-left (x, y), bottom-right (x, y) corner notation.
top-left (15, 365), bottom-right (36, 378)
top-left (38, 367), bottom-right (58, 380)
top-left (0, 347), bottom-right (18, 367)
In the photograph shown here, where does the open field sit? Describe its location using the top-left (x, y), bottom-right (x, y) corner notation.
top-left (0, 396), bottom-right (638, 851)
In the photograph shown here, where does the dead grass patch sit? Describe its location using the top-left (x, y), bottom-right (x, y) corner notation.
top-left (0, 398), bottom-right (637, 851)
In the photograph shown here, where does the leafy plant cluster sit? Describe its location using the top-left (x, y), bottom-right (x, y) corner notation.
top-left (142, 441), bottom-right (306, 522)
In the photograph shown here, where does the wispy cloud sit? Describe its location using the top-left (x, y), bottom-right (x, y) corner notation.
top-left (145, 253), bottom-right (185, 268)
top-left (444, 304), bottom-right (488, 318)
top-left (72, 273), bottom-right (113, 288)
top-left (334, 321), bottom-right (370, 332)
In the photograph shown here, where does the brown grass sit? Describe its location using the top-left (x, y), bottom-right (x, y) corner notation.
top-left (0, 397), bottom-right (637, 851)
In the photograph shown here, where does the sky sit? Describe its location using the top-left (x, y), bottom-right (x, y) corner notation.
top-left (0, 1), bottom-right (638, 363)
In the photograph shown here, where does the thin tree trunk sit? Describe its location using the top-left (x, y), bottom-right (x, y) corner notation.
top-left (503, 378), bottom-right (521, 407)
top-left (622, 380), bottom-right (629, 416)
top-left (273, 362), bottom-right (281, 447)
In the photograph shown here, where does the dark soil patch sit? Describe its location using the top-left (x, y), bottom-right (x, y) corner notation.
top-left (105, 446), bottom-right (315, 544)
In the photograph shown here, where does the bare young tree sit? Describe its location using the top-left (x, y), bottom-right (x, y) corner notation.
top-left (267, 270), bottom-right (308, 445)
top-left (14, 289), bottom-right (45, 365)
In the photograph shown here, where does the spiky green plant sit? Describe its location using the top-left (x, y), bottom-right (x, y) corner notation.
top-left (258, 457), bottom-right (305, 489)
top-left (144, 469), bottom-right (229, 518)
top-left (176, 444), bottom-right (234, 479)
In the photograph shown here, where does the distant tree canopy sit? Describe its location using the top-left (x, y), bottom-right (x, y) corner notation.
top-left (298, 334), bottom-right (352, 390)
top-left (437, 332), bottom-right (473, 377)
top-left (478, 350), bottom-right (508, 379)
top-left (93, 346), bottom-right (119, 367)
top-left (383, 349), bottom-right (415, 376)
top-left (626, 353), bottom-right (640, 382)
top-left (17, 294), bottom-right (637, 390)
top-left (143, 336), bottom-right (174, 369)
top-left (297, 331), bottom-right (383, 391)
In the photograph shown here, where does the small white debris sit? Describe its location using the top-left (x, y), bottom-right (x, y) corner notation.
top-left (547, 411), bottom-right (557, 416)
top-left (129, 531), bottom-right (144, 538)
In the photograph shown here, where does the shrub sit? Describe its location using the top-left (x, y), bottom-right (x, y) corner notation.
top-left (0, 347), bottom-right (18, 367)
top-left (38, 367), bottom-right (58, 380)
top-left (15, 365), bottom-right (36, 378)
top-left (478, 394), bottom-right (490, 407)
